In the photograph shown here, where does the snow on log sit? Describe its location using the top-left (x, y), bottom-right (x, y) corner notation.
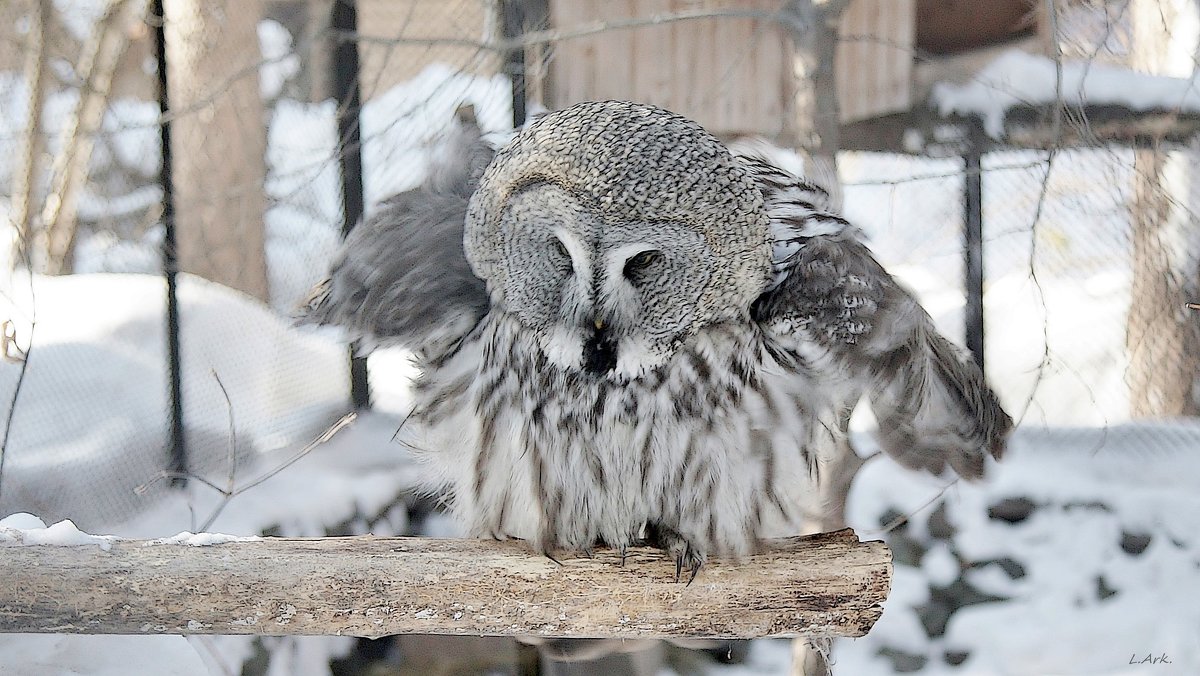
top-left (0, 529), bottom-right (890, 640)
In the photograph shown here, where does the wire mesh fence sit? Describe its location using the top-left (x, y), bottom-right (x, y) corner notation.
top-left (1, 0), bottom-right (1199, 673)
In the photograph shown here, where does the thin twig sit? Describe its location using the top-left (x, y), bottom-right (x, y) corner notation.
top-left (862, 480), bottom-right (957, 538)
top-left (133, 412), bottom-right (358, 515)
top-left (0, 321), bottom-right (32, 505)
top-left (197, 370), bottom-right (238, 532)
top-left (230, 412), bottom-right (357, 496)
top-left (1014, 0), bottom-right (1068, 428)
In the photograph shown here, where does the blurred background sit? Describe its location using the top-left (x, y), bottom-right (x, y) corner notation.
top-left (1, 1), bottom-right (1199, 674)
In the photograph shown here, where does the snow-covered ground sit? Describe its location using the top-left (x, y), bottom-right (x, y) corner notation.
top-left (0, 273), bottom-right (352, 529)
top-left (0, 272), bottom-right (431, 676)
top-left (836, 423), bottom-right (1200, 675)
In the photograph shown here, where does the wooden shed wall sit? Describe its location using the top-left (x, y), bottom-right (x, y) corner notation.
top-left (353, 0), bottom-right (501, 100)
top-left (836, 0), bottom-right (915, 124)
top-left (546, 0), bottom-right (795, 140)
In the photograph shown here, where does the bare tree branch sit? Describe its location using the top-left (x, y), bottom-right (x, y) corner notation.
top-left (0, 529), bottom-right (891, 640)
top-left (10, 0), bottom-right (52, 269)
top-left (40, 0), bottom-right (144, 274)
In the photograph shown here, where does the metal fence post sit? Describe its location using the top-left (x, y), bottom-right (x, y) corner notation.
top-left (963, 122), bottom-right (985, 372)
top-left (331, 0), bottom-right (370, 410)
top-left (501, 0), bottom-right (527, 128)
top-left (153, 0), bottom-right (187, 486)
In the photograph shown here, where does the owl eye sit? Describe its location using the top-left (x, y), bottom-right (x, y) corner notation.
top-left (551, 238), bottom-right (570, 260)
top-left (623, 250), bottom-right (662, 277)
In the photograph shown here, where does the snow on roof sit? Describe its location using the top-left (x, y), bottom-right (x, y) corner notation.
top-left (932, 49), bottom-right (1200, 138)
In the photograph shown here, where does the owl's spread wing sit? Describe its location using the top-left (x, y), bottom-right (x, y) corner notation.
top-left (739, 154), bottom-right (1012, 479)
top-left (300, 114), bottom-right (492, 364)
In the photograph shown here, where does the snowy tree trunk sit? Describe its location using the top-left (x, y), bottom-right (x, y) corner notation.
top-left (1124, 0), bottom-right (1200, 417)
top-left (0, 530), bottom-right (890, 640)
top-left (40, 0), bottom-right (143, 275)
top-left (163, 0), bottom-right (270, 301)
top-left (1127, 148), bottom-right (1200, 417)
top-left (9, 0), bottom-right (52, 270)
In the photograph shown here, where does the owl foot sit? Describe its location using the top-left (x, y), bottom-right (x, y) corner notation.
top-left (646, 522), bottom-right (706, 584)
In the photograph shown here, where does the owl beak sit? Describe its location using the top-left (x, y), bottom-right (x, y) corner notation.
top-left (583, 318), bottom-right (617, 375)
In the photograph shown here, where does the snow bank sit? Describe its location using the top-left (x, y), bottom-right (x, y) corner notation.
top-left (0, 410), bottom-right (416, 676)
top-left (0, 514), bottom-right (260, 548)
top-left (838, 421), bottom-right (1200, 675)
top-left (359, 62), bottom-right (510, 202)
top-left (109, 410), bottom-right (424, 541)
top-left (0, 273), bottom-right (350, 529)
top-left (933, 49), bottom-right (1200, 138)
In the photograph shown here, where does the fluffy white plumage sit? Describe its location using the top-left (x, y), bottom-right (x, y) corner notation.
top-left (304, 101), bottom-right (1011, 576)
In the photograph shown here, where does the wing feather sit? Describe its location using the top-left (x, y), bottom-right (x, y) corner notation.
top-left (300, 112), bottom-right (492, 364)
top-left (740, 154), bottom-right (1011, 479)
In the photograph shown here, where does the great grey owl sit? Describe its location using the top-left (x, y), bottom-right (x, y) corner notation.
top-left (305, 100), bottom-right (1011, 576)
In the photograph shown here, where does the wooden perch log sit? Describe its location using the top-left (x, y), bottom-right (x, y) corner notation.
top-left (0, 529), bottom-right (890, 640)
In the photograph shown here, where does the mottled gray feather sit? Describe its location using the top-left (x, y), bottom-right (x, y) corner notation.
top-left (749, 171), bottom-right (1012, 479)
top-left (299, 102), bottom-right (1010, 670)
top-left (301, 113), bottom-right (492, 363)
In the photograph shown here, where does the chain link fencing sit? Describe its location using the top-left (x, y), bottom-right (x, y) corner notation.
top-left (0, 0), bottom-right (1198, 674)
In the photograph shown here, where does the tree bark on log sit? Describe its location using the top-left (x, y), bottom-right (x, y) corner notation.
top-left (0, 529), bottom-right (890, 640)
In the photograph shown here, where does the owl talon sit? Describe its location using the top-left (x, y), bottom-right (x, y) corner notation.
top-left (619, 545), bottom-right (628, 567)
top-left (675, 555), bottom-right (704, 585)
top-left (646, 522), bottom-right (706, 583)
top-left (543, 551), bottom-right (564, 566)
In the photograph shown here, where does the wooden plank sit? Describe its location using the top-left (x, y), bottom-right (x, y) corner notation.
top-left (546, 0), bottom-right (791, 137)
top-left (836, 0), bottom-right (915, 124)
top-left (670, 0), bottom-right (696, 115)
top-left (547, 0), bottom-right (580, 106)
top-left (660, 0), bottom-right (682, 113)
top-left (687, 5), bottom-right (718, 119)
top-left (356, 0), bottom-right (500, 101)
top-left (593, 0), bottom-right (634, 101)
top-left (763, 9), bottom-right (795, 140)
top-left (0, 530), bottom-right (891, 640)
top-left (891, 0), bottom-right (917, 106)
top-left (631, 0), bottom-right (676, 112)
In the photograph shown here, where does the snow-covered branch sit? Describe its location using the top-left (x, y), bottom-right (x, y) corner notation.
top-left (0, 528), bottom-right (890, 640)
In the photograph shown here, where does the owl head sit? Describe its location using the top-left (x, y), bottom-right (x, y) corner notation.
top-left (464, 101), bottom-right (772, 380)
